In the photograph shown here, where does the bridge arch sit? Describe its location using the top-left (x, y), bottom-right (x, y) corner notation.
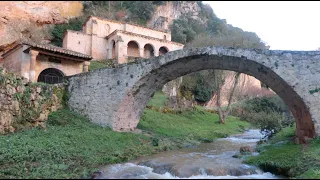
top-left (68, 47), bottom-right (320, 143)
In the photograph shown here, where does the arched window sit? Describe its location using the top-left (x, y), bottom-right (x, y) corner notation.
top-left (127, 41), bottom-right (140, 57)
top-left (37, 68), bottom-right (65, 84)
top-left (143, 44), bottom-right (154, 58)
top-left (159, 46), bottom-right (169, 56)
top-left (164, 35), bottom-right (167, 40)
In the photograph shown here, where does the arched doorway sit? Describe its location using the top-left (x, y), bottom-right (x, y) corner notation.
top-left (37, 68), bottom-right (65, 84)
top-left (127, 41), bottom-right (140, 58)
top-left (159, 46), bottom-right (168, 56)
top-left (143, 44), bottom-right (154, 58)
top-left (111, 40), bottom-right (116, 59)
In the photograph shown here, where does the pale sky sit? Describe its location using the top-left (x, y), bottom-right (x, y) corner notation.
top-left (204, 1), bottom-right (320, 51)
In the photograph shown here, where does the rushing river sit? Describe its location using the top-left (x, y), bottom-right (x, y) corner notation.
top-left (95, 130), bottom-right (284, 179)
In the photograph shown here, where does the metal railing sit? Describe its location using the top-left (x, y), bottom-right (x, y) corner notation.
top-left (38, 74), bottom-right (64, 84)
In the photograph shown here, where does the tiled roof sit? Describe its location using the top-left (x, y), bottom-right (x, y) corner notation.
top-left (0, 41), bottom-right (21, 57)
top-left (21, 41), bottom-right (92, 59)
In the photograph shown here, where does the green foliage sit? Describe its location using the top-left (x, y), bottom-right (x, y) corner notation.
top-left (309, 87), bottom-right (320, 94)
top-left (176, 9), bottom-right (268, 103)
top-left (194, 73), bottom-right (214, 102)
top-left (147, 91), bottom-right (168, 108)
top-left (1, 109), bottom-right (156, 179)
top-left (152, 1), bottom-right (167, 5)
top-left (138, 107), bottom-right (251, 142)
top-left (0, 69), bottom-right (65, 130)
top-left (50, 18), bottom-right (85, 47)
top-left (237, 96), bottom-right (289, 113)
top-left (180, 71), bottom-right (214, 103)
top-left (83, 1), bottom-right (160, 26)
top-left (269, 125), bottom-right (295, 144)
top-left (170, 14), bottom-right (206, 44)
top-left (244, 126), bottom-right (320, 178)
top-left (230, 96), bottom-right (294, 134)
top-left (89, 59), bottom-right (117, 71)
top-left (0, 93), bottom-right (251, 179)
top-left (240, 111), bottom-right (285, 133)
top-left (124, 1), bottom-right (155, 24)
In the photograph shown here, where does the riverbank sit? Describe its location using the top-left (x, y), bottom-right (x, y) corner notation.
top-left (244, 125), bottom-right (320, 178)
top-left (0, 92), bottom-right (250, 179)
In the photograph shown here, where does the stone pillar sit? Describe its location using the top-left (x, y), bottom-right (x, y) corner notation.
top-left (83, 61), bottom-right (90, 72)
top-left (117, 42), bottom-right (127, 64)
top-left (107, 48), bottom-right (112, 59)
top-left (154, 48), bottom-right (159, 57)
top-left (29, 50), bottom-right (39, 82)
top-left (139, 48), bottom-right (144, 58)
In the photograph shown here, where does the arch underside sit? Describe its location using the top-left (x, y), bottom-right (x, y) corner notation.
top-left (114, 54), bottom-right (315, 143)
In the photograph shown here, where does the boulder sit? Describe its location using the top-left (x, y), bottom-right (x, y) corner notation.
top-left (239, 146), bottom-right (253, 154)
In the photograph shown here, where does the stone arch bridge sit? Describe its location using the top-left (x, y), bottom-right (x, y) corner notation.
top-left (67, 47), bottom-right (320, 143)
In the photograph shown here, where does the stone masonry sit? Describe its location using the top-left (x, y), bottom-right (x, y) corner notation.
top-left (67, 47), bottom-right (320, 143)
top-left (0, 67), bottom-right (65, 134)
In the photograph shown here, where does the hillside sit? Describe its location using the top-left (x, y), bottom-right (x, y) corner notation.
top-left (0, 1), bottom-right (268, 108)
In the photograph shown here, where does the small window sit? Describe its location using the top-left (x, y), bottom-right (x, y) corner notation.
top-left (48, 58), bottom-right (61, 64)
top-left (164, 35), bottom-right (167, 40)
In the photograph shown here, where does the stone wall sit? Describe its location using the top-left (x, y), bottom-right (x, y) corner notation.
top-left (0, 67), bottom-right (65, 134)
top-left (67, 47), bottom-right (320, 142)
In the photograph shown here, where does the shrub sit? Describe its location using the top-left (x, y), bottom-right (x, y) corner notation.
top-left (170, 14), bottom-right (206, 44)
top-left (179, 71), bottom-right (214, 103)
top-left (230, 96), bottom-right (294, 135)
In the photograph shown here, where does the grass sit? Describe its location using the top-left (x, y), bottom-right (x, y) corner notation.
top-left (0, 109), bottom-right (156, 179)
top-left (89, 60), bottom-right (115, 71)
top-left (1, 91), bottom-right (252, 179)
top-left (244, 125), bottom-right (320, 178)
top-left (147, 91), bottom-right (168, 107)
top-left (139, 107), bottom-right (251, 143)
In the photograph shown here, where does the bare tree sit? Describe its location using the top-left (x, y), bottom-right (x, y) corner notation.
top-left (186, 32), bottom-right (267, 123)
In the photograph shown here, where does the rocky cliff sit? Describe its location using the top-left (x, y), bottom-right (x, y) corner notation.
top-left (0, 1), bottom-right (83, 46)
top-left (147, 1), bottom-right (205, 30)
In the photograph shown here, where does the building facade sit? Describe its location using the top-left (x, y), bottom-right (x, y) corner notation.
top-left (1, 41), bottom-right (92, 84)
top-left (62, 16), bottom-right (184, 64)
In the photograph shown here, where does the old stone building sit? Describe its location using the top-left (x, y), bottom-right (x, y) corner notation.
top-left (62, 16), bottom-right (184, 63)
top-left (1, 40), bottom-right (92, 84)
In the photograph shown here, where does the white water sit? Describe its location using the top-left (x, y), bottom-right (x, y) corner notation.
top-left (96, 130), bottom-right (283, 179)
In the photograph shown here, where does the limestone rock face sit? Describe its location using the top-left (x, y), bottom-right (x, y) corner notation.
top-left (147, 1), bottom-right (204, 30)
top-left (0, 1), bottom-right (83, 46)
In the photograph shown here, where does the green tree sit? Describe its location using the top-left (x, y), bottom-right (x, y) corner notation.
top-left (126, 1), bottom-right (155, 25)
top-left (50, 18), bottom-right (84, 47)
top-left (170, 15), bottom-right (206, 44)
